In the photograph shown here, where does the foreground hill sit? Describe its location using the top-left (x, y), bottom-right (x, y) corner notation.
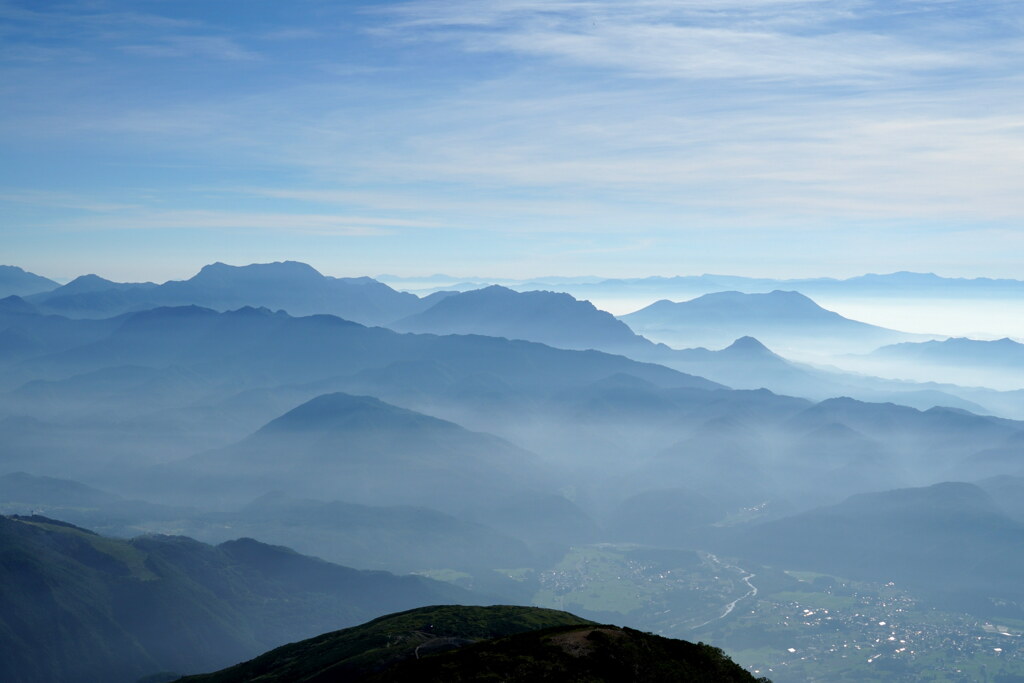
top-left (0, 516), bottom-right (475, 683)
top-left (178, 605), bottom-right (765, 683)
top-left (25, 261), bottom-right (430, 325)
top-left (621, 290), bottom-right (923, 353)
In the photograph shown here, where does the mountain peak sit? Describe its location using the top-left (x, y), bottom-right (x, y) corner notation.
top-left (0, 295), bottom-right (36, 314)
top-left (59, 273), bottom-right (119, 293)
top-left (257, 392), bottom-right (429, 435)
top-left (722, 335), bottom-right (772, 354)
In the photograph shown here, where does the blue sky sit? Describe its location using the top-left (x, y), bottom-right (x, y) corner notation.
top-left (2, 0), bottom-right (1023, 281)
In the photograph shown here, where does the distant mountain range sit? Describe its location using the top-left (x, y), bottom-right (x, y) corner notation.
top-left (0, 515), bottom-right (476, 683)
top-left (870, 336), bottom-right (1024, 365)
top-left (379, 270), bottom-right (1024, 301)
top-left (620, 290), bottom-right (929, 353)
top-left (380, 284), bottom-right (1013, 416)
top-left (176, 605), bottom-right (762, 683)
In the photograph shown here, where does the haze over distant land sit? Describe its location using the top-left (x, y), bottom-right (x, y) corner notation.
top-left (3, 258), bottom-right (1024, 681)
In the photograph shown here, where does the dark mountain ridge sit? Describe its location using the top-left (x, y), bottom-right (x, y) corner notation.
top-left (0, 515), bottom-right (477, 683)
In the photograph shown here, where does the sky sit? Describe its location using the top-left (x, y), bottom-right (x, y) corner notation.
top-left (2, 0), bottom-right (1024, 282)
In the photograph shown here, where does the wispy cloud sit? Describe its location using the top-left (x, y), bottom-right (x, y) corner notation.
top-left (0, 189), bottom-right (139, 212)
top-left (53, 209), bottom-right (434, 236)
top-left (120, 36), bottom-right (259, 61)
top-left (379, 0), bottom-right (1002, 82)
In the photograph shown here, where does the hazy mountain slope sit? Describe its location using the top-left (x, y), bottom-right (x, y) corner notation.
top-left (0, 304), bottom-right (709, 479)
top-left (847, 337), bottom-right (1024, 390)
top-left (177, 605), bottom-right (763, 683)
top-left (975, 474), bottom-right (1024, 522)
top-left (0, 474), bottom-right (538, 573)
top-left (789, 397), bottom-right (1021, 480)
top-left (189, 493), bottom-right (538, 573)
top-left (0, 266), bottom-right (58, 298)
top-left (870, 336), bottom-right (1024, 366)
top-left (0, 298), bottom-right (123, 372)
top-left (166, 392), bottom-right (550, 510)
top-left (27, 261), bottom-right (429, 325)
top-left (0, 472), bottom-right (198, 538)
top-left (729, 482), bottom-right (1024, 605)
top-left (391, 285), bottom-right (652, 354)
top-left (0, 516), bottom-right (477, 683)
top-left (621, 290), bottom-right (923, 353)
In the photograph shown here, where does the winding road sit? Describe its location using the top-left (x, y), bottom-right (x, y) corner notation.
top-left (692, 553), bottom-right (758, 629)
